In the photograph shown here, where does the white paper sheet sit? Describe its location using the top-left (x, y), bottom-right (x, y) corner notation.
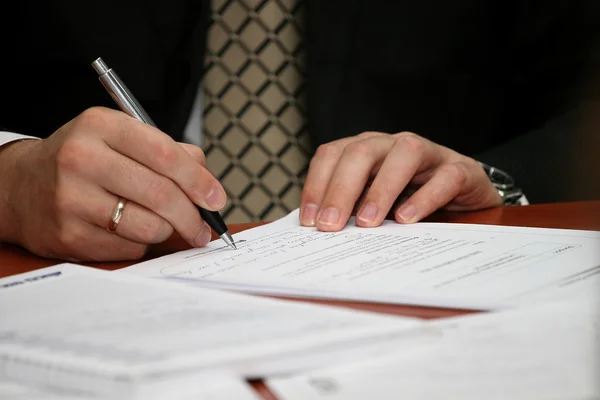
top-left (0, 380), bottom-right (82, 399)
top-left (0, 264), bottom-right (421, 396)
top-left (122, 209), bottom-right (600, 310)
top-left (0, 372), bottom-right (260, 400)
top-left (267, 301), bottom-right (600, 400)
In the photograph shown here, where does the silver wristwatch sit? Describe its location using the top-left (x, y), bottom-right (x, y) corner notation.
top-left (478, 161), bottom-right (525, 205)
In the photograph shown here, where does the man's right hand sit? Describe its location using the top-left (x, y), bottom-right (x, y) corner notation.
top-left (0, 107), bottom-right (227, 261)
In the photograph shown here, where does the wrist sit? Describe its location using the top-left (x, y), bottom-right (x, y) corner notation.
top-left (0, 139), bottom-right (40, 244)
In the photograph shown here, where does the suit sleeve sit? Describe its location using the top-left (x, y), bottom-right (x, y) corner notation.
top-left (473, 0), bottom-right (600, 203)
top-left (474, 106), bottom-right (599, 203)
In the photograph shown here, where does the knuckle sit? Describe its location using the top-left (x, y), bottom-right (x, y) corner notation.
top-left (152, 142), bottom-right (178, 171)
top-left (357, 131), bottom-right (381, 139)
top-left (396, 135), bottom-right (425, 153)
top-left (314, 143), bottom-right (341, 160)
top-left (56, 222), bottom-right (82, 252)
top-left (187, 145), bottom-right (207, 166)
top-left (147, 177), bottom-right (176, 211)
top-left (442, 162), bottom-right (468, 186)
top-left (301, 186), bottom-right (321, 205)
top-left (114, 115), bottom-right (139, 141)
top-left (76, 107), bottom-right (107, 129)
top-left (344, 141), bottom-right (372, 158)
top-left (463, 157), bottom-right (482, 171)
top-left (55, 139), bottom-right (90, 171)
top-left (137, 216), bottom-right (164, 243)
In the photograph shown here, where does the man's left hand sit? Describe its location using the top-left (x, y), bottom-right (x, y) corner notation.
top-left (300, 131), bottom-right (502, 231)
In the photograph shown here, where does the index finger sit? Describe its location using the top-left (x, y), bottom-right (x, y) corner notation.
top-left (300, 134), bottom-right (379, 226)
top-left (96, 108), bottom-right (226, 211)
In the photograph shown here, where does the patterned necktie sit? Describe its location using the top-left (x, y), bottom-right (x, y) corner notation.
top-left (203, 0), bottom-right (309, 223)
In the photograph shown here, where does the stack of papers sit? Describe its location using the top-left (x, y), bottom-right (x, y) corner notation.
top-left (4, 208), bottom-right (599, 398)
top-left (120, 208), bottom-right (599, 399)
top-left (0, 264), bottom-right (421, 397)
top-left (267, 301), bottom-right (600, 400)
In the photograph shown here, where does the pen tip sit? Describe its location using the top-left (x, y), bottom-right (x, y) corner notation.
top-left (220, 232), bottom-right (237, 250)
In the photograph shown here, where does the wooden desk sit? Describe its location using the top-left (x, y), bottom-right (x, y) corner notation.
top-left (1, 200), bottom-right (599, 399)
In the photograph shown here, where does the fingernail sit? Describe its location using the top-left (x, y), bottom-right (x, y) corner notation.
top-left (357, 202), bottom-right (378, 223)
top-left (397, 204), bottom-right (417, 223)
top-left (301, 203), bottom-right (318, 226)
top-left (318, 207), bottom-right (339, 226)
top-left (194, 223), bottom-right (212, 247)
top-left (205, 185), bottom-right (226, 209)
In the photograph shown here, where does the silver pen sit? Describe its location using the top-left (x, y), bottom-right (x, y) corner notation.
top-left (91, 57), bottom-right (237, 250)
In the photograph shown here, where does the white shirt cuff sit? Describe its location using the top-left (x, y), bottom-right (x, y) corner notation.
top-left (0, 132), bottom-right (40, 148)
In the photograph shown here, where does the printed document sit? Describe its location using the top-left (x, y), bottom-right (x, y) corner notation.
top-left (267, 301), bottom-right (600, 400)
top-left (0, 264), bottom-right (420, 396)
top-left (123, 209), bottom-right (600, 309)
top-left (0, 372), bottom-right (260, 400)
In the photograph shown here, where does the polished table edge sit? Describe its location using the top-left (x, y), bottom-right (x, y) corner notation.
top-left (1, 201), bottom-right (599, 399)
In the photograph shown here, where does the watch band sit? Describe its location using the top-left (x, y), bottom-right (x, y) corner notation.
top-left (477, 161), bottom-right (526, 205)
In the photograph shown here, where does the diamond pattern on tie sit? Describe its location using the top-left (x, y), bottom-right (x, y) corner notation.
top-left (203, 0), bottom-right (309, 223)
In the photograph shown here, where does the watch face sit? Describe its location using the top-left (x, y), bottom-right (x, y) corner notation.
top-left (478, 162), bottom-right (523, 205)
top-left (480, 164), bottom-right (515, 190)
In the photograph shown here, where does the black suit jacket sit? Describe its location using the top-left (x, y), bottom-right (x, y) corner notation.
top-left (2, 0), bottom-right (598, 202)
top-left (1, 0), bottom-right (209, 139)
top-left (306, 0), bottom-right (599, 203)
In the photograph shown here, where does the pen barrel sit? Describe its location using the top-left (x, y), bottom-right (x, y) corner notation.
top-left (199, 208), bottom-right (228, 236)
top-left (97, 70), bottom-right (156, 127)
